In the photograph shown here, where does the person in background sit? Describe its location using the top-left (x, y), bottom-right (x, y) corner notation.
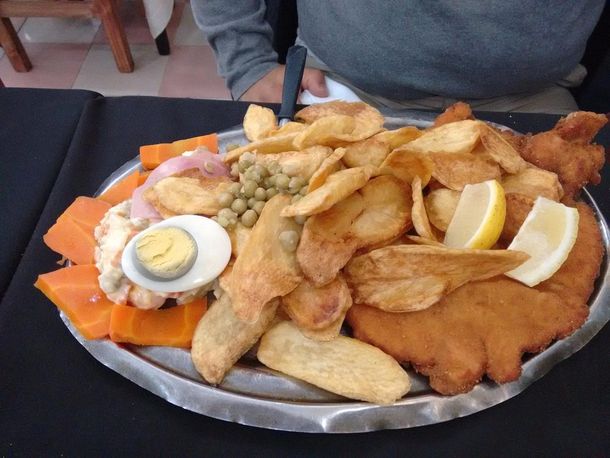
top-left (191, 1), bottom-right (605, 114)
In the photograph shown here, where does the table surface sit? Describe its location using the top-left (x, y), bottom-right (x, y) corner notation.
top-left (0, 89), bottom-right (608, 456)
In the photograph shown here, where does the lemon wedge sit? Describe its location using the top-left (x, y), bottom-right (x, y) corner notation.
top-left (444, 180), bottom-right (506, 249)
top-left (505, 197), bottom-right (579, 287)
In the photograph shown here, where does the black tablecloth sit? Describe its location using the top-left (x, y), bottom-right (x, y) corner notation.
top-left (1, 94), bottom-right (608, 456)
top-left (0, 88), bottom-right (100, 299)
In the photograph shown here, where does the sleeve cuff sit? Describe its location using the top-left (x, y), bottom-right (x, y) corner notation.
top-left (231, 61), bottom-right (279, 100)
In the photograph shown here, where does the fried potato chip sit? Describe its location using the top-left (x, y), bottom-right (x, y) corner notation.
top-left (230, 194), bottom-right (302, 322)
top-left (282, 274), bottom-right (352, 336)
top-left (341, 137), bottom-right (391, 168)
top-left (218, 263), bottom-right (233, 295)
top-left (344, 245), bottom-right (529, 312)
top-left (255, 146), bottom-right (331, 179)
top-left (411, 176), bottom-right (437, 241)
top-left (224, 132), bottom-right (298, 163)
top-left (267, 121), bottom-right (306, 137)
top-left (297, 176), bottom-right (412, 285)
top-left (149, 175), bottom-right (233, 216)
top-left (281, 165), bottom-right (375, 217)
top-left (406, 119), bottom-right (480, 155)
top-left (191, 293), bottom-right (279, 385)
top-left (373, 126), bottom-right (422, 149)
top-left (430, 152), bottom-right (501, 190)
top-left (257, 321), bottom-right (410, 404)
top-left (377, 147), bottom-right (434, 186)
top-left (293, 115), bottom-right (358, 149)
top-left (501, 192), bottom-right (535, 243)
top-left (478, 123), bottom-right (527, 174)
top-left (501, 166), bottom-right (564, 201)
top-left (295, 101), bottom-right (385, 133)
top-left (297, 192), bottom-right (364, 286)
top-left (307, 147), bottom-right (346, 192)
top-left (424, 188), bottom-right (461, 231)
top-left (143, 187), bottom-right (177, 219)
top-left (406, 235), bottom-right (446, 247)
top-left (226, 223), bottom-right (252, 258)
top-left (243, 104), bottom-right (278, 141)
top-left (350, 175), bottom-right (413, 246)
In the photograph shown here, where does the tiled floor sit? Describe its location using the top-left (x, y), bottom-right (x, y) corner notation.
top-left (0, 1), bottom-right (231, 100)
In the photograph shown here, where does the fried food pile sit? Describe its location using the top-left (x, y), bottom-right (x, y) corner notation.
top-left (175, 101), bottom-right (606, 401)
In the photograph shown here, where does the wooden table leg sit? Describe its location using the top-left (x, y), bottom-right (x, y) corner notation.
top-left (0, 17), bottom-right (32, 72)
top-left (94, 0), bottom-right (134, 72)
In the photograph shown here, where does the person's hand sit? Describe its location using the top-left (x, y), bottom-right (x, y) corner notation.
top-left (240, 65), bottom-right (328, 103)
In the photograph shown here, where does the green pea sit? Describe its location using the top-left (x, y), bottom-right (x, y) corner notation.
top-left (275, 174), bottom-right (290, 189)
top-left (241, 209), bottom-right (258, 228)
top-left (279, 230), bottom-right (299, 252)
top-left (239, 151), bottom-right (255, 167)
top-left (230, 162), bottom-right (240, 178)
top-left (266, 188), bottom-right (279, 199)
top-left (289, 176), bottom-right (305, 191)
top-left (291, 194), bottom-right (303, 204)
top-left (267, 175), bottom-right (277, 187)
top-left (253, 201), bottom-right (266, 215)
top-left (263, 177), bottom-right (274, 188)
top-left (245, 168), bottom-right (262, 183)
top-left (254, 187), bottom-right (267, 201)
top-left (238, 161), bottom-right (249, 173)
top-left (217, 192), bottom-right (234, 208)
top-left (228, 182), bottom-right (241, 196)
top-left (216, 216), bottom-right (230, 228)
top-left (267, 160), bottom-right (281, 175)
top-left (252, 164), bottom-right (268, 178)
top-left (294, 215), bottom-right (307, 225)
top-left (243, 180), bottom-right (258, 198)
top-left (231, 198), bottom-right (248, 215)
top-left (247, 197), bottom-right (257, 208)
top-left (218, 208), bottom-right (237, 222)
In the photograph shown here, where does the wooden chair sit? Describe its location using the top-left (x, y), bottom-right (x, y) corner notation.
top-left (0, 0), bottom-right (133, 72)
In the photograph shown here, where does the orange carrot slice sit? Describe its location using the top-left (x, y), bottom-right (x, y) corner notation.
top-left (109, 298), bottom-right (207, 348)
top-left (98, 170), bottom-right (140, 205)
top-left (43, 196), bottom-right (111, 265)
top-left (35, 264), bottom-right (114, 339)
top-left (140, 133), bottom-right (218, 170)
top-left (137, 170), bottom-right (151, 186)
top-left (59, 196), bottom-right (111, 232)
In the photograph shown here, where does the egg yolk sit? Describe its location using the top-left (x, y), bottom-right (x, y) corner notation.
top-left (135, 226), bottom-right (197, 279)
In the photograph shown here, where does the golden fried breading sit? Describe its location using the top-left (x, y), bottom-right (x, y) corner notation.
top-left (347, 204), bottom-right (602, 395)
top-left (500, 193), bottom-right (534, 243)
top-left (519, 112), bottom-right (607, 198)
top-left (433, 102), bottom-right (474, 127)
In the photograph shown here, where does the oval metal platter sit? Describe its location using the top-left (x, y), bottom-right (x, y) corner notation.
top-left (61, 113), bottom-right (610, 433)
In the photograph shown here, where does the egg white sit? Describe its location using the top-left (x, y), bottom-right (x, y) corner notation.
top-left (121, 215), bottom-right (231, 293)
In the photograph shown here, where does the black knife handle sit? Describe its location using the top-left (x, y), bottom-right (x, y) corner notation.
top-left (278, 45), bottom-right (307, 121)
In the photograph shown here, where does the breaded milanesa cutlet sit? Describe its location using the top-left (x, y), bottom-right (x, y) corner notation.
top-left (346, 204), bottom-right (603, 395)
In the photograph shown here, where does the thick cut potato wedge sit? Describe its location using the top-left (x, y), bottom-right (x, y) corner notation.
top-left (282, 274), bottom-right (352, 336)
top-left (257, 321), bottom-right (410, 404)
top-left (243, 104), bottom-right (278, 141)
top-left (230, 194), bottom-right (302, 322)
top-left (406, 119), bottom-right (480, 155)
top-left (297, 176), bottom-right (412, 285)
top-left (191, 293), bottom-right (279, 385)
top-left (281, 166), bottom-right (375, 217)
top-left (345, 245), bottom-right (528, 312)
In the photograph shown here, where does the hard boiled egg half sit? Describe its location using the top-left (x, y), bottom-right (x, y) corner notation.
top-left (121, 215), bottom-right (231, 293)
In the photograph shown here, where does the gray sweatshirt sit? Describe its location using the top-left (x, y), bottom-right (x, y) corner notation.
top-left (191, 1), bottom-right (604, 100)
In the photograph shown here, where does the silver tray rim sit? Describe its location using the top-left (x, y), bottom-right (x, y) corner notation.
top-left (60, 113), bottom-right (610, 433)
